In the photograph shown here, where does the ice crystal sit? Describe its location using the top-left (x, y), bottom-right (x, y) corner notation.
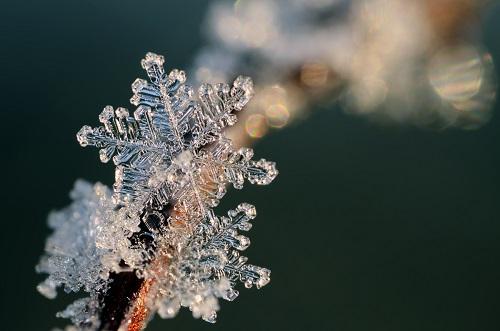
top-left (37, 52), bottom-right (278, 330)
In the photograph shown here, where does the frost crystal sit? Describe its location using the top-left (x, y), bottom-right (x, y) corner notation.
top-left (37, 52), bottom-right (278, 330)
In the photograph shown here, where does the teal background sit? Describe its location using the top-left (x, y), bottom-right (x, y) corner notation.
top-left (1, 1), bottom-right (500, 330)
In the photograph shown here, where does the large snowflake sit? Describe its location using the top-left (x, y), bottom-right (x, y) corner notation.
top-left (37, 52), bottom-right (278, 330)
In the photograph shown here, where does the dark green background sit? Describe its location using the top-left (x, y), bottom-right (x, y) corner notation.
top-left (1, 1), bottom-right (500, 330)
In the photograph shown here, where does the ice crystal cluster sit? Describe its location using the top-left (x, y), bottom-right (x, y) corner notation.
top-left (37, 52), bottom-right (278, 330)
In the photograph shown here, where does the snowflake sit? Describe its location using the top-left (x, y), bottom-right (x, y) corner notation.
top-left (37, 52), bottom-right (278, 330)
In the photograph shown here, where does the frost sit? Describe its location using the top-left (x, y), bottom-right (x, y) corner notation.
top-left (37, 53), bottom-right (278, 330)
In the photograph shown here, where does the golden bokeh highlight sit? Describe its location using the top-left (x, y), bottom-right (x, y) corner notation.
top-left (300, 62), bottom-right (330, 88)
top-left (265, 104), bottom-right (290, 128)
top-left (429, 45), bottom-right (484, 103)
top-left (427, 44), bottom-right (496, 129)
top-left (245, 114), bottom-right (268, 138)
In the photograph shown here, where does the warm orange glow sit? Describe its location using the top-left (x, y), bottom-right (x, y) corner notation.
top-left (125, 278), bottom-right (155, 331)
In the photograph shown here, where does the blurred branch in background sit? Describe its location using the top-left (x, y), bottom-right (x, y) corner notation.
top-left (191, 0), bottom-right (497, 147)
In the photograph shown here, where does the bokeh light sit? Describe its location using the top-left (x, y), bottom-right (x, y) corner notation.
top-left (265, 104), bottom-right (290, 128)
top-left (245, 114), bottom-right (268, 138)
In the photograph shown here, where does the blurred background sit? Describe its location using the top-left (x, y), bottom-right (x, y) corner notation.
top-left (1, 0), bottom-right (500, 330)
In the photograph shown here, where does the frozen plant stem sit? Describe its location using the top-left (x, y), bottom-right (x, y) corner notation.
top-left (37, 53), bottom-right (278, 331)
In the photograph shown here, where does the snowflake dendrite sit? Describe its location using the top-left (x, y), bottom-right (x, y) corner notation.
top-left (37, 52), bottom-right (278, 330)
